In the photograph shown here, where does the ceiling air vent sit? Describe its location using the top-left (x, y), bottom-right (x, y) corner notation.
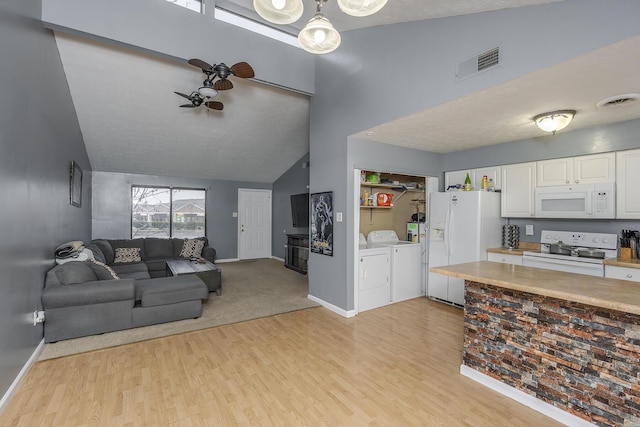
top-left (456, 47), bottom-right (500, 81)
top-left (596, 93), bottom-right (640, 109)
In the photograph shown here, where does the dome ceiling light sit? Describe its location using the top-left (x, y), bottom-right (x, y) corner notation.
top-left (253, 0), bottom-right (388, 54)
top-left (533, 110), bottom-right (576, 135)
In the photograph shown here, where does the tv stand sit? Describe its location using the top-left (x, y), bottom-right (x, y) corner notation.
top-left (285, 234), bottom-right (309, 274)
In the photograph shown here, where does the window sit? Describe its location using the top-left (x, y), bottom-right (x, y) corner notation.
top-left (165, 0), bottom-right (202, 13)
top-left (132, 186), bottom-right (206, 238)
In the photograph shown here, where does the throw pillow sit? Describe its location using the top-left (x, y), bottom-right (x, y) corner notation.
top-left (113, 247), bottom-right (142, 263)
top-left (86, 259), bottom-right (120, 280)
top-left (179, 238), bottom-right (205, 258)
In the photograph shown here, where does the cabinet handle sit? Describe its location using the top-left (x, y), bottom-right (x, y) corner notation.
top-left (575, 180), bottom-right (579, 183)
top-left (566, 180), bottom-right (570, 184)
top-left (627, 274), bottom-right (633, 278)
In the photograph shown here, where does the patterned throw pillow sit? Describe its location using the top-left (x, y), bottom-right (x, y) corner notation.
top-left (113, 247), bottom-right (142, 264)
top-left (179, 238), bottom-right (205, 258)
top-left (87, 259), bottom-right (120, 280)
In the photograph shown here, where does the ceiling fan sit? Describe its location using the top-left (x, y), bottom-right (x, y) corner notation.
top-left (175, 59), bottom-right (255, 111)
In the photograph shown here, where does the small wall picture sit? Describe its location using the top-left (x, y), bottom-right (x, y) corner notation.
top-left (70, 161), bottom-right (83, 207)
top-left (311, 191), bottom-right (333, 256)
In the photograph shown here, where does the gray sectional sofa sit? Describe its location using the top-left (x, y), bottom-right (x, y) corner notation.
top-left (42, 237), bottom-right (216, 343)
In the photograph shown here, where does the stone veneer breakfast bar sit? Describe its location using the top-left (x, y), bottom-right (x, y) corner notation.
top-left (430, 261), bottom-right (640, 427)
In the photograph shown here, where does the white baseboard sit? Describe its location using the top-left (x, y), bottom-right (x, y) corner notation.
top-left (0, 338), bottom-right (45, 415)
top-left (270, 256), bottom-right (285, 262)
top-left (215, 258), bottom-right (240, 263)
top-left (460, 365), bottom-right (596, 427)
top-left (307, 295), bottom-right (356, 318)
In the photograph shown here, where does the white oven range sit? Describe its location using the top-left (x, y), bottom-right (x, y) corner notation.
top-left (522, 230), bottom-right (618, 277)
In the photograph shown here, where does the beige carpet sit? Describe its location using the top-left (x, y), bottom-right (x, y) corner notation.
top-left (38, 258), bottom-right (319, 360)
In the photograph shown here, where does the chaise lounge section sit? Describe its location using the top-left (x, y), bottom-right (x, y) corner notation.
top-left (42, 237), bottom-right (215, 343)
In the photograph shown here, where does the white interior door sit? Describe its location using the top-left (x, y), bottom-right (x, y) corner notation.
top-left (238, 189), bottom-right (272, 260)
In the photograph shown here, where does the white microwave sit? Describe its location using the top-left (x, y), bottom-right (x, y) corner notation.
top-left (534, 183), bottom-right (615, 219)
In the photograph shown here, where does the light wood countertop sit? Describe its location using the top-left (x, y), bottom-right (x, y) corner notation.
top-left (486, 242), bottom-right (541, 256)
top-left (603, 258), bottom-right (640, 268)
top-left (430, 261), bottom-right (640, 315)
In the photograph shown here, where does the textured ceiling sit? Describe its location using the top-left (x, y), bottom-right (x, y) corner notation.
top-left (55, 32), bottom-right (310, 183)
top-left (54, 0), bottom-right (640, 184)
top-left (353, 35), bottom-right (640, 152)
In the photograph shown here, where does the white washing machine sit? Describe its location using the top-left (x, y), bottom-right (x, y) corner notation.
top-left (367, 230), bottom-right (423, 302)
top-left (358, 234), bottom-right (391, 312)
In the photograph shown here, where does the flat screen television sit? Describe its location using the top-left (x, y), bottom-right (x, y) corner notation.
top-left (290, 193), bottom-right (309, 228)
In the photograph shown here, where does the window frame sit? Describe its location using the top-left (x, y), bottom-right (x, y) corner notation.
top-left (131, 185), bottom-right (207, 239)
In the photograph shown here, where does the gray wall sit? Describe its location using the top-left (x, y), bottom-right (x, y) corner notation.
top-left (309, 0), bottom-right (640, 311)
top-left (272, 153), bottom-right (310, 259)
top-left (92, 172), bottom-right (270, 260)
top-left (0, 2), bottom-right (91, 404)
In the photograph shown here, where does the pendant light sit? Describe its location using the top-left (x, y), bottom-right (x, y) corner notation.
top-left (253, 0), bottom-right (304, 25)
top-left (533, 110), bottom-right (576, 134)
top-left (337, 0), bottom-right (388, 17)
top-left (298, 0), bottom-right (341, 54)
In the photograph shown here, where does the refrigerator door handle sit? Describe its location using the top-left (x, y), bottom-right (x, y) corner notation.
top-left (444, 206), bottom-right (451, 257)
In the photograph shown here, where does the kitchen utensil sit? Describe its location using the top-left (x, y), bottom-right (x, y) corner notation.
top-left (548, 242), bottom-right (573, 255)
top-left (577, 249), bottom-right (605, 259)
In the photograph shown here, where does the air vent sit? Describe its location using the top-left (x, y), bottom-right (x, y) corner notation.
top-left (456, 47), bottom-right (500, 81)
top-left (596, 93), bottom-right (640, 109)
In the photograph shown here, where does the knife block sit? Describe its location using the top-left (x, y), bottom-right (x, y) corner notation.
top-left (620, 247), bottom-right (632, 259)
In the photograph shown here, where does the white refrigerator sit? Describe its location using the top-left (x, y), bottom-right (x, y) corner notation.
top-left (427, 191), bottom-right (505, 306)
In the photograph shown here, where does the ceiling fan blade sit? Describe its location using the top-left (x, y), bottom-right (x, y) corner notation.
top-left (214, 79), bottom-right (233, 91)
top-left (205, 101), bottom-right (224, 111)
top-left (188, 58), bottom-right (213, 71)
top-left (231, 62), bottom-right (255, 79)
top-left (174, 91), bottom-right (192, 100)
top-left (179, 103), bottom-right (197, 108)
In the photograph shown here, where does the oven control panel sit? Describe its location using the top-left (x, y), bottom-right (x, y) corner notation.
top-left (540, 230), bottom-right (618, 250)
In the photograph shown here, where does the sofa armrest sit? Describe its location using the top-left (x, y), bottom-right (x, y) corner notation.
top-left (43, 279), bottom-right (135, 309)
top-left (201, 246), bottom-right (216, 262)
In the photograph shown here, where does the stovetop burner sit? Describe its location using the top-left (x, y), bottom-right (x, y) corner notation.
top-left (525, 230), bottom-right (618, 262)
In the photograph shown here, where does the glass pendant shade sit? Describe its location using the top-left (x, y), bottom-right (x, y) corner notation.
top-left (337, 0), bottom-right (388, 17)
top-left (298, 13), bottom-right (341, 54)
top-left (253, 0), bottom-right (303, 24)
top-left (533, 110), bottom-right (576, 134)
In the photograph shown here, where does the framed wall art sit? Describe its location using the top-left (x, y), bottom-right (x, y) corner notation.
top-left (310, 191), bottom-right (333, 256)
top-left (70, 161), bottom-right (83, 207)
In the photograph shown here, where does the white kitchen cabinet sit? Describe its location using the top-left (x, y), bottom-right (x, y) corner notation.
top-left (445, 166), bottom-right (501, 191)
top-left (605, 265), bottom-right (640, 283)
top-left (616, 148), bottom-right (640, 219)
top-left (501, 162), bottom-right (536, 218)
top-left (536, 153), bottom-right (615, 186)
top-left (487, 252), bottom-right (523, 265)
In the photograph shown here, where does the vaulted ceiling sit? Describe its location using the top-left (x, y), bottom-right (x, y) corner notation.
top-left (55, 0), bottom-right (640, 182)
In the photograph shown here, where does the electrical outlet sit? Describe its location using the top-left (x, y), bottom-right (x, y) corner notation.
top-left (336, 212), bottom-right (343, 222)
top-left (33, 310), bottom-right (45, 326)
top-left (525, 224), bottom-right (534, 236)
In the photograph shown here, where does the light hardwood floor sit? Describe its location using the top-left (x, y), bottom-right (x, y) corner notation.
top-left (2, 298), bottom-right (561, 426)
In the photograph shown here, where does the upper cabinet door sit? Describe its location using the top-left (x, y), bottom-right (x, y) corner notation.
top-left (471, 166), bottom-right (502, 190)
top-left (537, 152), bottom-right (615, 186)
top-left (501, 162), bottom-right (536, 218)
top-left (573, 152), bottom-right (615, 184)
top-left (617, 149), bottom-right (640, 219)
top-left (536, 158), bottom-right (573, 186)
top-left (444, 170), bottom-right (470, 190)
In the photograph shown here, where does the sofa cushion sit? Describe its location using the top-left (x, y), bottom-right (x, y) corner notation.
top-left (179, 238), bottom-right (206, 258)
top-left (109, 239), bottom-right (146, 261)
top-left (172, 237), bottom-right (207, 257)
top-left (113, 247), bottom-right (142, 264)
top-left (135, 275), bottom-right (208, 307)
top-left (111, 263), bottom-right (151, 280)
top-left (92, 239), bottom-right (115, 264)
top-left (145, 238), bottom-right (174, 259)
top-left (84, 243), bottom-right (106, 264)
top-left (87, 259), bottom-right (120, 280)
top-left (54, 262), bottom-right (98, 285)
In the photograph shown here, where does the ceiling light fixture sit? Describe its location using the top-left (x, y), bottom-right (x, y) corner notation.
top-left (533, 110), bottom-right (576, 135)
top-left (253, 0), bottom-right (387, 54)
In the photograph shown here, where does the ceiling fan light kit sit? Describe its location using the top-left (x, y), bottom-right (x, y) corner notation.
top-left (533, 109), bottom-right (576, 134)
top-left (255, 0), bottom-right (387, 54)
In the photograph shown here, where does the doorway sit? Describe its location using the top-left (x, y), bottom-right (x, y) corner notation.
top-left (238, 189), bottom-right (272, 260)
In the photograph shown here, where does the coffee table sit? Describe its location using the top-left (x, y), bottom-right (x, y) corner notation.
top-left (166, 259), bottom-right (222, 295)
